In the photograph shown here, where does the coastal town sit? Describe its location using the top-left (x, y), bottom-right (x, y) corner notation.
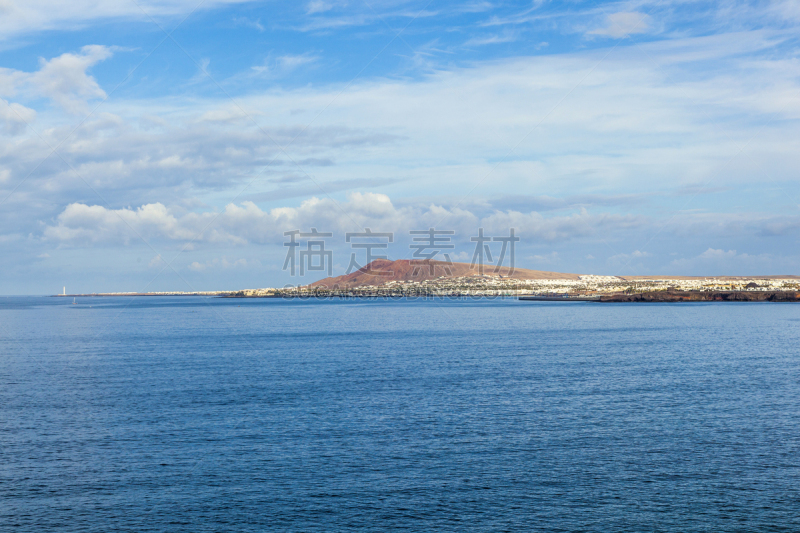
top-left (228, 273), bottom-right (800, 298)
top-left (55, 259), bottom-right (800, 301)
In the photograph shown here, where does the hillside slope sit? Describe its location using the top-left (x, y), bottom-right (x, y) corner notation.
top-left (310, 259), bottom-right (581, 288)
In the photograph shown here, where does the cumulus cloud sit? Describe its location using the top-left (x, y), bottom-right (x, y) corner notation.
top-left (43, 202), bottom-right (202, 245)
top-left (0, 98), bottom-right (35, 135)
top-left (5, 33), bottom-right (800, 214)
top-left (698, 248), bottom-right (737, 260)
top-left (4, 31), bottom-right (800, 285)
top-left (27, 45), bottom-right (112, 113)
top-left (588, 12), bottom-right (651, 38)
top-left (42, 193), bottom-right (647, 248)
top-left (0, 45), bottom-right (112, 115)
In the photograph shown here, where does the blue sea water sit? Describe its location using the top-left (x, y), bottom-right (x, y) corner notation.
top-left (2, 296), bottom-right (800, 532)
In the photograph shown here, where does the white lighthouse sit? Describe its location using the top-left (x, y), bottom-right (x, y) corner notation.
top-left (63, 287), bottom-right (66, 295)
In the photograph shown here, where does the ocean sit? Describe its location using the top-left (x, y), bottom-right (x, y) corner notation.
top-left (2, 296), bottom-right (800, 531)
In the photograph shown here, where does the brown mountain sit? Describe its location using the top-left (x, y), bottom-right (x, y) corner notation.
top-left (310, 259), bottom-right (580, 288)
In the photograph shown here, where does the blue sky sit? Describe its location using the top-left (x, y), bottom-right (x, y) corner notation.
top-left (1, 0), bottom-right (800, 293)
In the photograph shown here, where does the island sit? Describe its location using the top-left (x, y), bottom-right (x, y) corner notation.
top-left (54, 259), bottom-right (800, 301)
top-left (221, 259), bottom-right (800, 302)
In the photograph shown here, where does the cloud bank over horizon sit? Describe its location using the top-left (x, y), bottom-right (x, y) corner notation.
top-left (1, 0), bottom-right (800, 293)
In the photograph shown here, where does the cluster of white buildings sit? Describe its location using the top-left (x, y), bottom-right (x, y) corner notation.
top-left (230, 274), bottom-right (800, 298)
top-left (522, 276), bottom-right (799, 296)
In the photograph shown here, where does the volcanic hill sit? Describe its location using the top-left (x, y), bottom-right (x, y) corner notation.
top-left (310, 259), bottom-right (580, 288)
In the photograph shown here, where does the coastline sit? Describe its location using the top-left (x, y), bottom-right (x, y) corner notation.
top-left (50, 261), bottom-right (800, 301)
top-left (594, 290), bottom-right (800, 302)
top-left (51, 290), bottom-right (800, 302)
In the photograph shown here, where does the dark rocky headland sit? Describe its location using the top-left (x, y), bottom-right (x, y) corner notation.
top-left (598, 291), bottom-right (800, 302)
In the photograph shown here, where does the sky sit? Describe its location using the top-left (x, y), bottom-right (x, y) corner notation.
top-left (1, 0), bottom-right (799, 294)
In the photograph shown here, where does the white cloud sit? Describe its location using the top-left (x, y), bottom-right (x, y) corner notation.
top-left (768, 0), bottom-right (800, 23)
top-left (481, 208), bottom-right (644, 242)
top-left (196, 106), bottom-right (256, 123)
top-left (42, 193), bottom-right (646, 247)
top-left (531, 251), bottom-right (559, 265)
top-left (0, 0), bottom-right (258, 40)
top-left (464, 30), bottom-right (519, 46)
top-left (608, 250), bottom-right (650, 260)
top-left (698, 248), bottom-right (737, 260)
top-left (672, 248), bottom-right (747, 266)
top-left (607, 250), bottom-right (651, 269)
top-left (251, 53), bottom-right (319, 77)
top-left (0, 98), bottom-right (35, 134)
top-left (458, 1), bottom-right (494, 14)
top-left (5, 32), bottom-right (800, 210)
top-left (305, 0), bottom-right (333, 15)
top-left (3, 32), bottom-right (800, 285)
top-left (0, 45), bottom-right (112, 114)
top-left (668, 248), bottom-right (783, 274)
top-left (44, 202), bottom-right (201, 245)
top-left (231, 16), bottom-right (264, 32)
top-left (32, 45), bottom-right (111, 112)
top-left (588, 12), bottom-right (651, 38)
top-left (188, 256), bottom-right (260, 271)
top-left (148, 254), bottom-right (165, 268)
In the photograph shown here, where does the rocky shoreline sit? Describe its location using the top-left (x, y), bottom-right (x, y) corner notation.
top-left (596, 291), bottom-right (800, 302)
